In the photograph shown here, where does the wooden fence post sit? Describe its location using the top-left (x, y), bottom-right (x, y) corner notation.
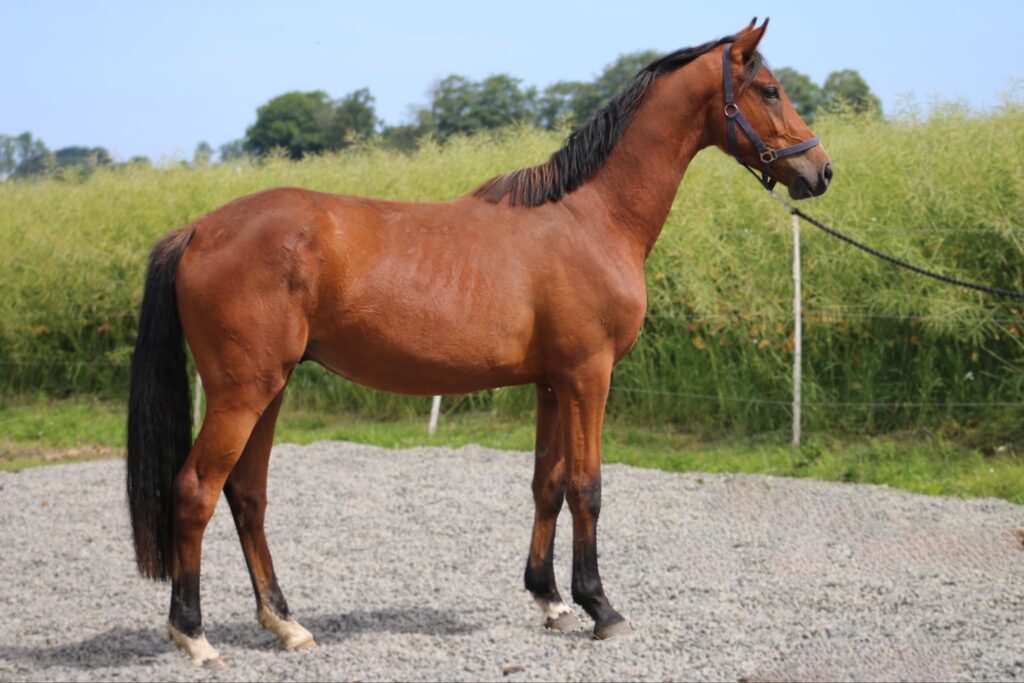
top-left (193, 369), bottom-right (203, 429)
top-left (428, 395), bottom-right (442, 435)
top-left (791, 212), bottom-right (802, 446)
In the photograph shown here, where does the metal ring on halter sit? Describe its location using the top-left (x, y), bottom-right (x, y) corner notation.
top-left (724, 103), bottom-right (739, 118)
top-left (760, 149), bottom-right (777, 164)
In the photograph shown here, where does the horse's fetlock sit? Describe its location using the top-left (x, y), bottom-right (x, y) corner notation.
top-left (524, 560), bottom-right (555, 598)
top-left (572, 573), bottom-right (602, 599)
top-left (262, 581), bottom-right (291, 619)
top-left (169, 572), bottom-right (203, 636)
top-left (571, 583), bottom-right (604, 614)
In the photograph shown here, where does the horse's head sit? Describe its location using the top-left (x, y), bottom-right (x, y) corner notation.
top-left (709, 19), bottom-right (832, 199)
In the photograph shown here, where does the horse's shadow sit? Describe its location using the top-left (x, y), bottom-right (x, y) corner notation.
top-left (0, 607), bottom-right (482, 671)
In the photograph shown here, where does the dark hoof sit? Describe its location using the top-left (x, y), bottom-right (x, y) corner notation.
top-left (202, 656), bottom-right (227, 670)
top-left (545, 612), bottom-right (582, 632)
top-left (593, 618), bottom-right (632, 640)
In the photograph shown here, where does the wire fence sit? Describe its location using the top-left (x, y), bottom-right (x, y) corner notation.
top-left (713, 225), bottom-right (1024, 235)
top-left (12, 301), bottom-right (1022, 322)
top-left (608, 386), bottom-right (1021, 408)
top-left (2, 208), bottom-right (1022, 437)
top-left (1, 349), bottom-right (1019, 410)
top-left (644, 310), bottom-right (1023, 323)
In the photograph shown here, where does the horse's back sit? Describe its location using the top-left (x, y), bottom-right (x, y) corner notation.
top-left (173, 186), bottom-right (556, 394)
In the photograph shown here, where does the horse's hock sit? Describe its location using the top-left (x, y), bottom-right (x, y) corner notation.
top-left (1, 441), bottom-right (1022, 681)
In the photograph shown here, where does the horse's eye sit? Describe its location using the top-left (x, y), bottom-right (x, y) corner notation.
top-left (761, 86), bottom-right (780, 100)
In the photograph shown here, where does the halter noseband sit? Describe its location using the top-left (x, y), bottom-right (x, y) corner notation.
top-left (722, 42), bottom-right (820, 191)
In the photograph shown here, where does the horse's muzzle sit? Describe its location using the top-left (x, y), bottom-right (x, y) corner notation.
top-left (790, 162), bottom-right (832, 200)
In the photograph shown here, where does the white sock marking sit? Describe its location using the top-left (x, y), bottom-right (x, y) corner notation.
top-left (258, 605), bottom-right (316, 651)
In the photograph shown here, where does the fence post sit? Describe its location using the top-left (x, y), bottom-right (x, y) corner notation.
top-left (193, 369), bottom-right (203, 429)
top-left (791, 212), bottom-right (802, 446)
top-left (428, 395), bottom-right (442, 435)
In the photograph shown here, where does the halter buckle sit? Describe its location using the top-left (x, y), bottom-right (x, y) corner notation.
top-left (724, 103), bottom-right (739, 119)
top-left (760, 149), bottom-right (777, 164)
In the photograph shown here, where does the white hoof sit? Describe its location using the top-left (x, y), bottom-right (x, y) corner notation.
top-left (167, 623), bottom-right (225, 668)
top-left (258, 605), bottom-right (317, 651)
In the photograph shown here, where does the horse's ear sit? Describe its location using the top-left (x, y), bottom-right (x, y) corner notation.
top-left (734, 17), bottom-right (769, 62)
top-left (733, 17), bottom-right (757, 38)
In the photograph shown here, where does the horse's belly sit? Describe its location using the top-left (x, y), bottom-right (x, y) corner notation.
top-left (305, 319), bottom-right (539, 396)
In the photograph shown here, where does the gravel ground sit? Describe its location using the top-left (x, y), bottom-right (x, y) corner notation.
top-left (0, 441), bottom-right (1022, 682)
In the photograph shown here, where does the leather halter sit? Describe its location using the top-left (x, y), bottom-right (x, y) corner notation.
top-left (722, 42), bottom-right (820, 191)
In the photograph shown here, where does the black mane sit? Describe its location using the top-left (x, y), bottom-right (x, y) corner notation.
top-left (474, 35), bottom-right (762, 207)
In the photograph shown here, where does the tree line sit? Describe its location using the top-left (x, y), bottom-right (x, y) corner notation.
top-left (0, 132), bottom-right (129, 180)
top-left (3, 53), bottom-right (879, 177)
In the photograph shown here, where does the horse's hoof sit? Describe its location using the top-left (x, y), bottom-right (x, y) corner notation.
top-left (290, 636), bottom-right (318, 652)
top-left (593, 618), bottom-right (633, 640)
top-left (545, 611), bottom-right (582, 632)
top-left (202, 656), bottom-right (227, 670)
top-left (259, 605), bottom-right (317, 652)
top-left (167, 623), bottom-right (225, 668)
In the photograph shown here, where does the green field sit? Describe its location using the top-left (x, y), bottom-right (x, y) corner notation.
top-left (1, 102), bottom-right (1022, 445)
top-left (2, 397), bottom-right (1021, 503)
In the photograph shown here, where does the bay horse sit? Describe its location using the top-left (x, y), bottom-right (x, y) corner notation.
top-left (127, 19), bottom-right (830, 667)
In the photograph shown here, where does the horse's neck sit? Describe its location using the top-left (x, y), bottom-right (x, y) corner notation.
top-left (585, 71), bottom-right (712, 257)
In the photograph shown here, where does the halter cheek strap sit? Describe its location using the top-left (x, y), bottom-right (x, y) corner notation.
top-left (722, 42), bottom-right (820, 191)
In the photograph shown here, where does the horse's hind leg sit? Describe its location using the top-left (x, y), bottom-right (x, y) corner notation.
top-left (223, 386), bottom-right (316, 651)
top-left (167, 352), bottom-right (298, 667)
top-left (524, 384), bottom-right (581, 632)
top-left (167, 390), bottom-right (273, 668)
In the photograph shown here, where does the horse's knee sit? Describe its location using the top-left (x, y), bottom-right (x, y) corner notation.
top-left (566, 476), bottom-right (601, 521)
top-left (532, 476), bottom-right (566, 514)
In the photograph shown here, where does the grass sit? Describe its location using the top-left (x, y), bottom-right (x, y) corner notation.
top-left (2, 397), bottom-right (1021, 504)
top-left (1, 103), bottom-right (1023, 438)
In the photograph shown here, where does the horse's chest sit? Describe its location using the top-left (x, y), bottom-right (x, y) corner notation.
top-left (542, 284), bottom-right (646, 364)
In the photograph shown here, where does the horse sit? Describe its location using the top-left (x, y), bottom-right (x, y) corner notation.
top-left (126, 19), bottom-right (831, 667)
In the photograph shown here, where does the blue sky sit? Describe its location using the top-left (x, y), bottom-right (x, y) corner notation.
top-left (1, 0), bottom-right (1020, 161)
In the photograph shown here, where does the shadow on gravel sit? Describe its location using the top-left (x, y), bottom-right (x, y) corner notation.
top-left (269, 607), bottom-right (483, 644)
top-left (0, 607), bottom-right (482, 670)
top-left (0, 628), bottom-right (168, 671)
top-left (211, 607), bottom-right (485, 651)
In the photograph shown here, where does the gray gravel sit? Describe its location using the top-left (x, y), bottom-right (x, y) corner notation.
top-left (1, 441), bottom-right (1022, 682)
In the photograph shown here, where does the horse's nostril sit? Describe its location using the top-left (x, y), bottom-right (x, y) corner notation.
top-left (823, 163), bottom-right (833, 182)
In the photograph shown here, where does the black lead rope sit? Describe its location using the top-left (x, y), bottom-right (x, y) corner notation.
top-left (762, 183), bottom-right (1024, 301)
top-left (720, 41), bottom-right (1024, 301)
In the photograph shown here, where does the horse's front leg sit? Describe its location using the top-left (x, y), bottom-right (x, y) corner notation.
top-left (524, 384), bottom-right (581, 632)
top-left (552, 361), bottom-right (632, 640)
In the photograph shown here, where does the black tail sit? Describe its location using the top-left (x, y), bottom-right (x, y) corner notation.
top-left (127, 227), bottom-right (195, 581)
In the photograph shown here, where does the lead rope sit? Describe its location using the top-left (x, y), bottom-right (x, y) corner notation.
top-left (757, 174), bottom-right (1024, 300)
